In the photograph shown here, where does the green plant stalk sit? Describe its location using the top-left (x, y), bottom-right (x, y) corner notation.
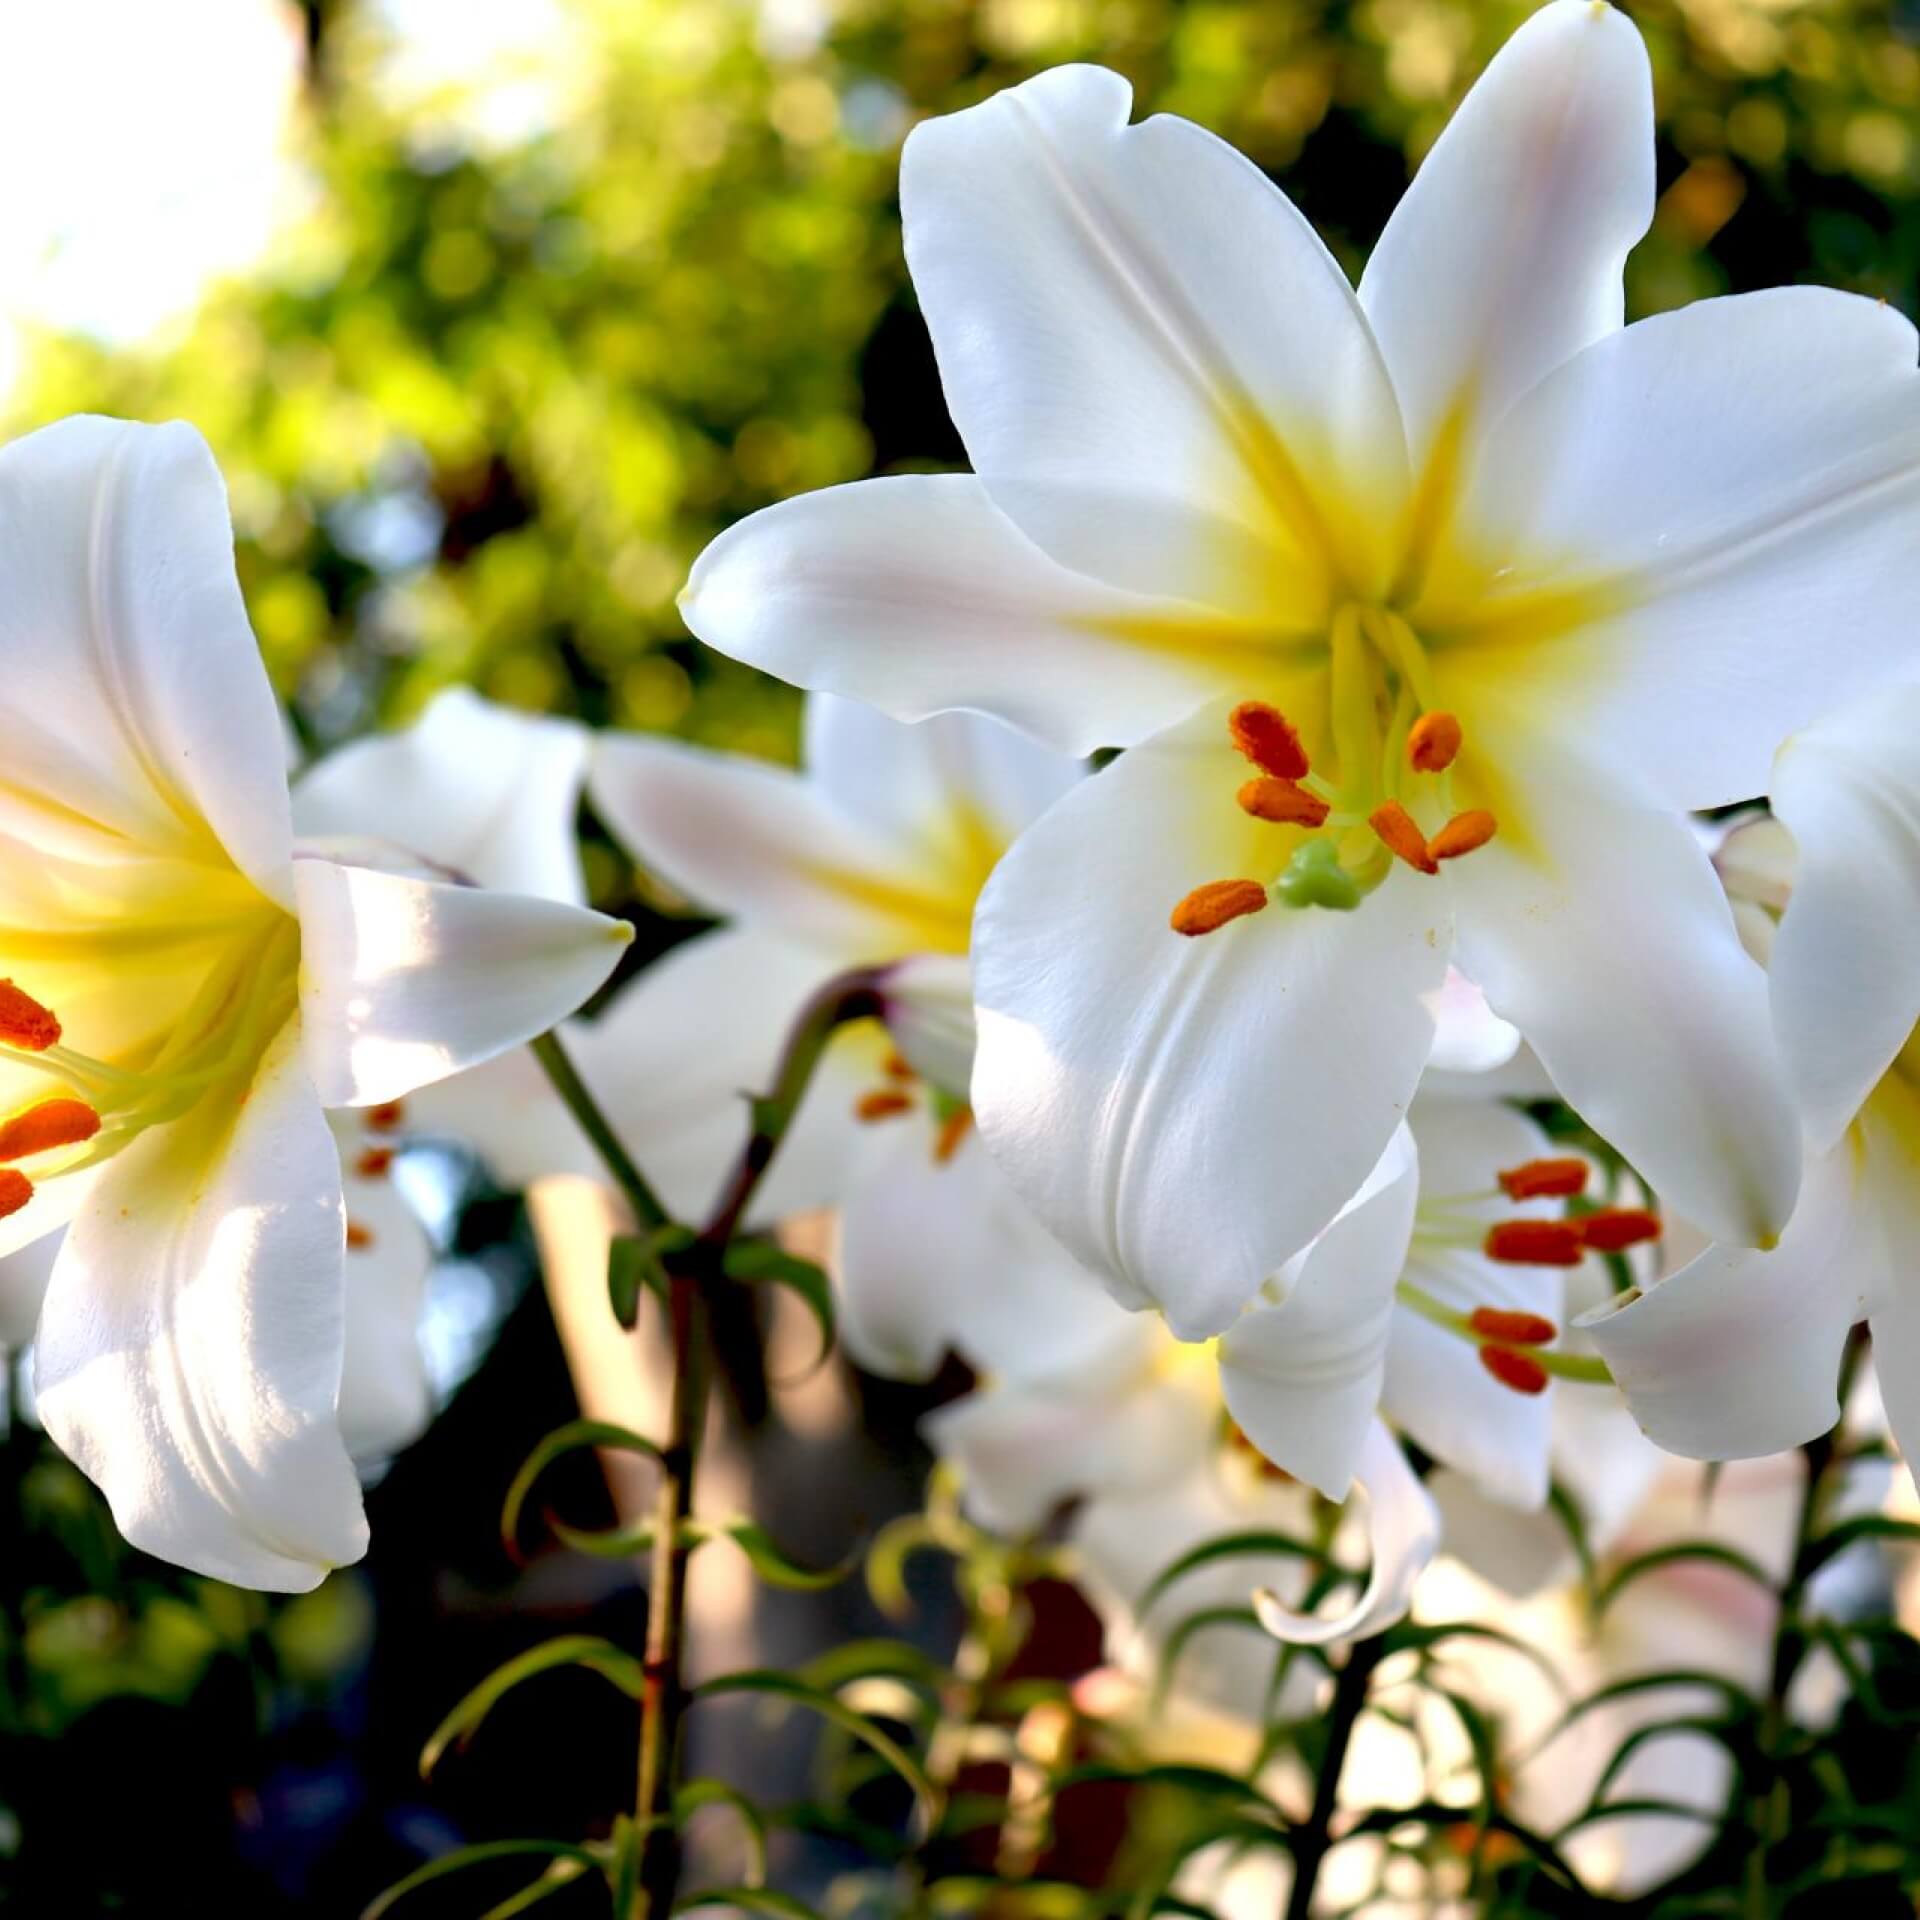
top-left (534, 970), bottom-right (890, 1917)
top-left (1284, 1628), bottom-right (1389, 1920)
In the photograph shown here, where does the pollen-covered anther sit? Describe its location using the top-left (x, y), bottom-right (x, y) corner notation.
top-left (1228, 701), bottom-right (1309, 780)
top-left (1407, 711), bottom-right (1463, 773)
top-left (1170, 879), bottom-right (1269, 936)
top-left (855, 1089), bottom-right (914, 1123)
top-left (0, 1099), bottom-right (101, 1163)
top-left (1484, 1219), bottom-right (1585, 1267)
top-left (346, 1219), bottom-right (375, 1250)
top-left (1578, 1208), bottom-right (1662, 1253)
top-left (0, 981), bottom-right (61, 1053)
top-left (1368, 801), bottom-right (1438, 875)
top-left (1236, 777), bottom-right (1330, 828)
top-left (1479, 1345), bottom-right (1549, 1395)
top-left (932, 1105), bottom-right (973, 1165)
top-left (355, 1146), bottom-right (396, 1179)
top-left (366, 1100), bottom-right (407, 1132)
top-left (1427, 810), bottom-right (1497, 862)
top-left (1498, 1157), bottom-right (1589, 1201)
top-left (0, 1169), bottom-right (30, 1220)
top-left (1468, 1306), bottom-right (1559, 1347)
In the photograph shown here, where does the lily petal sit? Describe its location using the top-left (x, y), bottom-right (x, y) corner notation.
top-left (1457, 288), bottom-right (1920, 809)
top-left (1252, 1422), bottom-right (1441, 1645)
top-left (679, 474), bottom-right (1273, 755)
top-left (1446, 732), bottom-right (1801, 1249)
top-left (836, 1120), bottom-right (1120, 1384)
top-left (1359, 0), bottom-right (1653, 465)
top-left (1577, 1146), bottom-right (1861, 1460)
top-left (1767, 684), bottom-right (1920, 1149)
top-left (972, 701), bottom-right (1448, 1338)
top-left (0, 417), bottom-right (295, 902)
top-left (294, 858), bottom-right (632, 1107)
top-left (294, 688), bottom-right (590, 904)
top-left (1216, 1126), bottom-right (1419, 1500)
top-left (34, 1020), bottom-right (363, 1591)
top-left (901, 63), bottom-right (1404, 599)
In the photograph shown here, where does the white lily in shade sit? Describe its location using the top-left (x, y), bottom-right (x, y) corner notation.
top-left (1584, 683), bottom-right (1920, 1474)
top-left (0, 416), bottom-right (632, 1590)
top-left (580, 692), bottom-right (1081, 1234)
top-left (676, 0), bottom-right (1920, 1334)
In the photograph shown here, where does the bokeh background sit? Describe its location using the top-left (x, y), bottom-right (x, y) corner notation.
top-left (5, 0), bottom-right (1920, 1910)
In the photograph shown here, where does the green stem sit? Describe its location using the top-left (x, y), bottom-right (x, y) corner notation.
top-left (531, 1029), bottom-right (672, 1234)
top-left (1284, 1629), bottom-right (1387, 1920)
top-left (533, 969), bottom-right (890, 1919)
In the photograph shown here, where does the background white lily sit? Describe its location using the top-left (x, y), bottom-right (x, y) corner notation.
top-left (0, 417), bottom-right (631, 1589)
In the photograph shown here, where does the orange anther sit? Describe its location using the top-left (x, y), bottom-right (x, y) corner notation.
top-left (366, 1100), bottom-right (407, 1132)
top-left (1468, 1306), bottom-right (1559, 1347)
top-left (883, 1053), bottom-right (916, 1082)
top-left (1228, 701), bottom-right (1309, 781)
top-left (0, 1099), bottom-right (100, 1163)
top-left (1369, 801), bottom-right (1438, 875)
top-left (1407, 711), bottom-right (1463, 773)
top-left (1498, 1157), bottom-right (1590, 1201)
top-left (932, 1105), bottom-right (973, 1165)
top-left (346, 1218), bottom-right (375, 1250)
top-left (0, 1169), bottom-right (30, 1219)
top-left (855, 1089), bottom-right (914, 1122)
top-left (1236, 777), bottom-right (1330, 828)
top-left (1170, 879), bottom-right (1270, 936)
top-left (1578, 1208), bottom-right (1662, 1253)
top-left (1428, 810), bottom-right (1497, 862)
top-left (1479, 1345), bottom-right (1549, 1395)
top-left (355, 1146), bottom-right (396, 1179)
top-left (1484, 1219), bottom-right (1585, 1267)
top-left (0, 981), bottom-right (61, 1052)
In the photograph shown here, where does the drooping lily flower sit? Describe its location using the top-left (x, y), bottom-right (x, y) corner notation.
top-left (676, 0), bottom-right (1920, 1332)
top-left (1583, 685), bottom-right (1920, 1473)
top-left (0, 417), bottom-right (632, 1588)
top-left (926, 1088), bottom-right (1647, 1642)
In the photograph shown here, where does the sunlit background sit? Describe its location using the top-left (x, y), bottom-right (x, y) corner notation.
top-left (5, 0), bottom-right (1920, 1910)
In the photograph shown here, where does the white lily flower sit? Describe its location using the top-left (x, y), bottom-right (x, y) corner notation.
top-left (582, 693), bottom-right (1081, 1233)
top-left (0, 417), bottom-right (632, 1589)
top-left (1584, 685), bottom-right (1920, 1471)
top-left (675, 0), bottom-right (1920, 1332)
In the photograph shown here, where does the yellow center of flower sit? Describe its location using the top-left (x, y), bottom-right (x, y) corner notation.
top-left (0, 901), bottom-right (299, 1213)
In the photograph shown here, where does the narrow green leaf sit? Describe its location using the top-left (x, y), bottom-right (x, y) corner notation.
top-left (607, 1234), bottom-right (650, 1329)
top-left (500, 1419), bottom-right (666, 1559)
top-left (1136, 1528), bottom-right (1339, 1619)
top-left (361, 1841), bottom-right (602, 1920)
top-left (1796, 1513), bottom-right (1920, 1582)
top-left (718, 1518), bottom-right (855, 1591)
top-left (1590, 1540), bottom-right (1774, 1622)
top-left (676, 1889), bottom-right (822, 1919)
top-left (478, 1857), bottom-right (595, 1920)
top-left (865, 1513), bottom-right (942, 1620)
top-left (1383, 1618), bottom-right (1567, 1694)
top-left (697, 1668), bottom-right (942, 1826)
top-left (724, 1240), bottom-right (836, 1377)
top-left (676, 1778), bottom-right (769, 1887)
top-left (421, 1636), bottom-right (649, 1777)
top-left (1580, 1713), bottom-right (1741, 1810)
top-left (1149, 1604), bottom-right (1266, 1710)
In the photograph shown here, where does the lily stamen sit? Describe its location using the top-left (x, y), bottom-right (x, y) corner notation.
top-left (1468, 1306), bottom-right (1559, 1346)
top-left (1407, 711), bottom-right (1463, 773)
top-left (1484, 1219), bottom-right (1586, 1266)
top-left (932, 1105), bottom-right (973, 1164)
top-left (1498, 1158), bottom-right (1589, 1200)
top-left (1428, 810), bottom-right (1497, 862)
top-left (1236, 776), bottom-right (1330, 827)
top-left (1170, 878), bottom-right (1270, 936)
top-left (855, 1089), bottom-right (914, 1122)
top-left (0, 981), bottom-right (61, 1052)
top-left (1368, 800), bottom-right (1438, 875)
top-left (0, 1099), bottom-right (102, 1163)
top-left (0, 1169), bottom-right (30, 1220)
top-left (1479, 1347), bottom-right (1550, 1395)
top-left (1579, 1207), bottom-right (1662, 1252)
top-left (1228, 701), bottom-right (1309, 781)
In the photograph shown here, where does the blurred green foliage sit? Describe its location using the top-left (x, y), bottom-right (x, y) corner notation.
top-left (11, 0), bottom-right (1920, 782)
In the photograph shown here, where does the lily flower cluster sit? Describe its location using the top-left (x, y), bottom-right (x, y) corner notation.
top-left (5, 2), bottom-right (1918, 1731)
